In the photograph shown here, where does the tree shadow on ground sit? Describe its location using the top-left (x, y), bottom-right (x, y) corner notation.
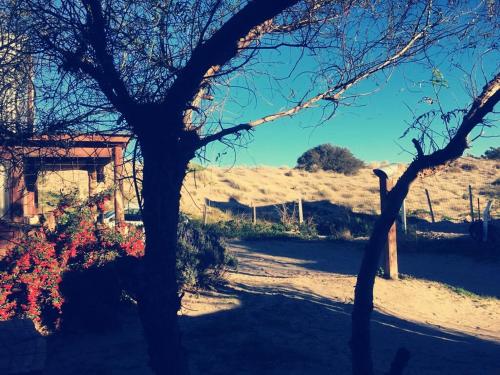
top-left (181, 283), bottom-right (500, 375)
top-left (26, 279), bottom-right (500, 375)
top-left (16, 244), bottom-right (499, 375)
top-left (230, 239), bottom-right (500, 298)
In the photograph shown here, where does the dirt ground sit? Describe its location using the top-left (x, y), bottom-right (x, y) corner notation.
top-left (181, 240), bottom-right (500, 375)
top-left (41, 239), bottom-right (500, 375)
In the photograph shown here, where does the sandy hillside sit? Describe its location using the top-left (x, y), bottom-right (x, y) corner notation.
top-left (180, 157), bottom-right (499, 222)
top-left (34, 157), bottom-right (499, 223)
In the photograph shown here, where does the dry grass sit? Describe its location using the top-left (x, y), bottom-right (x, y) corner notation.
top-left (180, 157), bottom-right (499, 222)
top-left (35, 157), bottom-right (499, 223)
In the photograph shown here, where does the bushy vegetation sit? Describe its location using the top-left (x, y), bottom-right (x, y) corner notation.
top-left (0, 192), bottom-right (233, 332)
top-left (206, 217), bottom-right (318, 240)
top-left (296, 144), bottom-right (365, 175)
top-left (0, 191), bottom-right (143, 331)
top-left (177, 215), bottom-right (236, 288)
top-left (312, 209), bottom-right (375, 239)
top-left (482, 147), bottom-right (500, 160)
top-left (459, 162), bottom-right (478, 171)
top-left (206, 211), bottom-right (374, 241)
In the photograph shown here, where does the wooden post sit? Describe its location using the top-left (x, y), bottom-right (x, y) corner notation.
top-left (88, 167), bottom-right (98, 197)
top-left (469, 185), bottom-right (474, 222)
top-left (483, 200), bottom-right (493, 242)
top-left (10, 166), bottom-right (25, 223)
top-left (425, 189), bottom-right (435, 223)
top-left (298, 197), bottom-right (303, 224)
top-left (477, 198), bottom-right (480, 221)
top-left (88, 167), bottom-right (102, 223)
top-left (252, 202), bottom-right (257, 225)
top-left (202, 205), bottom-right (208, 225)
top-left (401, 199), bottom-right (407, 234)
top-left (203, 199), bottom-right (209, 226)
top-left (23, 163), bottom-right (38, 219)
top-left (24, 191), bottom-right (37, 218)
top-left (384, 178), bottom-right (398, 280)
top-left (113, 146), bottom-right (125, 224)
top-left (373, 165), bottom-right (399, 280)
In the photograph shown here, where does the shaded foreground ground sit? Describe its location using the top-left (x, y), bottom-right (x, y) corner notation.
top-left (3, 239), bottom-right (499, 374)
top-left (182, 240), bottom-right (500, 375)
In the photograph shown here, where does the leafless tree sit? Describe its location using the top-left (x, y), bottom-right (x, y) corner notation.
top-left (351, 70), bottom-right (499, 375)
top-left (0, 0), bottom-right (497, 373)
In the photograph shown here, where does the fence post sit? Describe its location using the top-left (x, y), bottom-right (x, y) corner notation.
top-left (203, 199), bottom-right (209, 226)
top-left (477, 198), bottom-right (481, 221)
top-left (252, 202), bottom-right (257, 225)
top-left (401, 199), bottom-right (407, 234)
top-left (373, 165), bottom-right (399, 280)
top-left (425, 189), bottom-right (435, 223)
top-left (483, 200), bottom-right (493, 242)
top-left (298, 197), bottom-right (304, 224)
top-left (113, 146), bottom-right (125, 225)
top-left (469, 185), bottom-right (474, 222)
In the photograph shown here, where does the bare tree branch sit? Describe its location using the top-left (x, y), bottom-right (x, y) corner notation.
top-left (199, 26), bottom-right (429, 147)
top-left (165, 0), bottom-right (301, 116)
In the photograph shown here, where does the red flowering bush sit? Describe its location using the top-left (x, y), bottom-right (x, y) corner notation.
top-left (1, 191), bottom-right (233, 333)
top-left (0, 191), bottom-right (144, 332)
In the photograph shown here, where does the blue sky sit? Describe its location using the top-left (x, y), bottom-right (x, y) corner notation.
top-left (203, 47), bottom-right (499, 167)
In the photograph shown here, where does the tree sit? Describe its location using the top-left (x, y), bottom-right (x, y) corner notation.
top-left (296, 143), bottom-right (364, 174)
top-left (483, 146), bottom-right (500, 160)
top-left (0, 28), bottom-right (34, 142)
top-left (351, 72), bottom-right (500, 375)
top-left (1, 0), bottom-right (496, 373)
top-left (0, 38), bottom-right (33, 136)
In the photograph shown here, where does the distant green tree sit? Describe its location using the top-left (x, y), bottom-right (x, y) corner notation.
top-left (483, 147), bottom-right (500, 160)
top-left (296, 144), bottom-right (364, 175)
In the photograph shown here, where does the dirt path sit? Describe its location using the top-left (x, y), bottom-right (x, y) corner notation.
top-left (181, 239), bottom-right (500, 375)
top-left (34, 239), bottom-right (500, 374)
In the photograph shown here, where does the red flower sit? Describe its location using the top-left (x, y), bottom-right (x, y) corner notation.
top-left (0, 191), bottom-right (145, 329)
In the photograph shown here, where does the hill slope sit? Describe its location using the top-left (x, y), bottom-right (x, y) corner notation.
top-left (34, 157), bottom-right (499, 224)
top-left (180, 157), bottom-right (499, 223)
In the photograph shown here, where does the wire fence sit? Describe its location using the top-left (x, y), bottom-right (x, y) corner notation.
top-left (4, 158), bottom-right (497, 239)
top-left (195, 161), bottom-right (499, 238)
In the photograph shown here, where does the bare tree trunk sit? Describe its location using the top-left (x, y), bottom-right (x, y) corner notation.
top-left (136, 131), bottom-right (194, 375)
top-left (351, 169), bottom-right (416, 375)
top-left (350, 73), bottom-right (499, 375)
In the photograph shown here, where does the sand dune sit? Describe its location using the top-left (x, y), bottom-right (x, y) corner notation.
top-left (34, 157), bottom-right (498, 223)
top-left (180, 157), bottom-right (499, 223)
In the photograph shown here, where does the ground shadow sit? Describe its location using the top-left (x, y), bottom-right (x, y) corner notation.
top-left (230, 239), bottom-right (500, 298)
top-left (208, 198), bottom-right (471, 236)
top-left (180, 283), bottom-right (500, 375)
top-left (406, 217), bottom-right (470, 234)
top-left (21, 280), bottom-right (500, 374)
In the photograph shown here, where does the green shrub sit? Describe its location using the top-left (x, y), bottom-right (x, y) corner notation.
top-left (60, 215), bottom-right (234, 331)
top-left (206, 216), bottom-right (318, 240)
top-left (483, 147), bottom-right (500, 160)
top-left (299, 218), bottom-right (318, 238)
top-left (296, 144), bottom-right (364, 175)
top-left (60, 265), bottom-right (124, 332)
top-left (177, 215), bottom-right (236, 288)
top-left (207, 218), bottom-right (289, 239)
top-left (315, 214), bottom-right (374, 238)
top-left (460, 162), bottom-right (478, 171)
